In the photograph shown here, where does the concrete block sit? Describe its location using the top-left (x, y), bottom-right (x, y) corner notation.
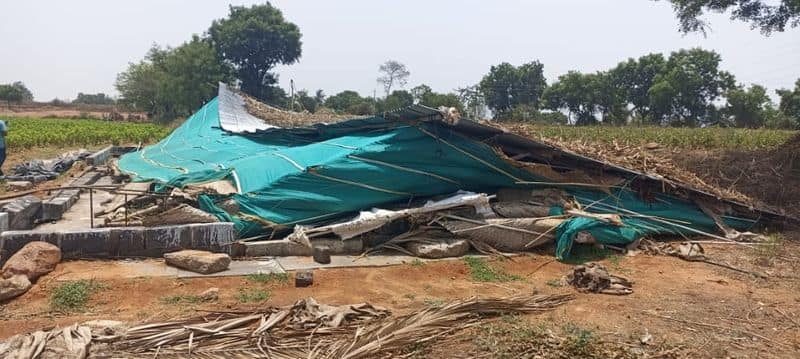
top-left (2, 196), bottom-right (43, 230)
top-left (189, 223), bottom-right (236, 251)
top-left (86, 145), bottom-right (113, 166)
top-left (5, 181), bottom-right (33, 191)
top-left (144, 225), bottom-right (192, 255)
top-left (111, 146), bottom-right (138, 156)
top-left (109, 227), bottom-right (146, 257)
top-left (59, 228), bottom-right (112, 259)
top-left (0, 213), bottom-right (8, 233)
top-left (244, 239), bottom-right (312, 257)
top-left (70, 171), bottom-right (102, 187)
top-left (42, 197), bottom-right (70, 221)
top-left (243, 237), bottom-right (362, 257)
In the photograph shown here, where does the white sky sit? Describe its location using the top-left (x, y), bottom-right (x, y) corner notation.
top-left (0, 0), bottom-right (798, 102)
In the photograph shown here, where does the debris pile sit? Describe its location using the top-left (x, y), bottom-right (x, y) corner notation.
top-left (564, 262), bottom-right (633, 295)
top-left (5, 149), bottom-right (91, 183)
top-left (0, 294), bottom-right (572, 358)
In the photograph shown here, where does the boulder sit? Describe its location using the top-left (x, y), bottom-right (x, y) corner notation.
top-left (313, 245), bottom-right (331, 264)
top-left (2, 242), bottom-right (62, 281)
top-left (198, 287), bottom-right (220, 301)
top-left (0, 275), bottom-right (31, 301)
top-left (164, 250), bottom-right (230, 274)
top-left (405, 239), bottom-right (470, 259)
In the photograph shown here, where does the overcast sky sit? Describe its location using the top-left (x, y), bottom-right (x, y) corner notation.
top-left (1, 0), bottom-right (798, 102)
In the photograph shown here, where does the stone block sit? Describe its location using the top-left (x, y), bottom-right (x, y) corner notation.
top-left (164, 250), bottom-right (230, 274)
top-left (313, 245), bottom-right (331, 264)
top-left (109, 227), bottom-right (146, 257)
top-left (144, 225), bottom-right (192, 257)
top-left (189, 223), bottom-right (236, 251)
top-left (5, 181), bottom-right (33, 191)
top-left (0, 213), bottom-right (9, 233)
top-left (42, 197), bottom-right (70, 222)
top-left (86, 145), bottom-right (113, 166)
top-left (311, 238), bottom-right (363, 254)
top-left (59, 228), bottom-right (112, 259)
top-left (2, 196), bottom-right (42, 230)
top-left (295, 270), bottom-right (313, 287)
top-left (244, 239), bottom-right (313, 257)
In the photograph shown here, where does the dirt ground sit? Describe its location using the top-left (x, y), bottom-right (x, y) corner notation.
top-left (2, 236), bottom-right (799, 358)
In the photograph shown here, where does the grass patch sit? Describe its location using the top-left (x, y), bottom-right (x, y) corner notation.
top-left (752, 233), bottom-right (784, 266)
top-left (245, 272), bottom-right (289, 284)
top-left (546, 279), bottom-right (564, 288)
top-left (50, 280), bottom-right (106, 311)
top-left (562, 323), bottom-right (596, 356)
top-left (235, 288), bottom-right (270, 303)
top-left (410, 258), bottom-right (426, 267)
top-left (423, 298), bottom-right (444, 308)
top-left (463, 256), bottom-right (522, 282)
top-left (160, 295), bottom-right (205, 305)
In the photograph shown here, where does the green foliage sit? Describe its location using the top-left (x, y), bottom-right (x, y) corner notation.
top-left (381, 90), bottom-right (414, 111)
top-left (410, 84), bottom-right (465, 114)
top-left (609, 53), bottom-right (667, 120)
top-left (235, 288), bottom-right (271, 303)
top-left (649, 48), bottom-right (736, 126)
top-left (545, 279), bottom-right (563, 288)
top-left (209, 3), bottom-right (301, 102)
top-left (73, 92), bottom-right (115, 105)
top-left (324, 90), bottom-right (376, 115)
top-left (725, 84), bottom-right (773, 128)
top-left (4, 117), bottom-right (169, 148)
top-left (519, 124), bottom-right (794, 150)
top-left (409, 258), bottom-right (426, 267)
top-left (463, 256), bottom-right (522, 282)
top-left (480, 61), bottom-right (547, 120)
top-left (776, 79), bottom-right (800, 129)
top-left (665, 0), bottom-right (800, 34)
top-left (0, 81), bottom-right (34, 107)
top-left (245, 272), bottom-right (289, 284)
top-left (543, 71), bottom-right (604, 125)
top-left (116, 36), bottom-right (233, 121)
top-left (50, 280), bottom-right (106, 311)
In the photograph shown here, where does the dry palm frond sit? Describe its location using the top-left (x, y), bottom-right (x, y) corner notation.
top-left (1, 295), bottom-right (572, 359)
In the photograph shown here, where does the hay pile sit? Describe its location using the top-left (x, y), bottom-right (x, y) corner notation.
top-left (241, 92), bottom-right (360, 128)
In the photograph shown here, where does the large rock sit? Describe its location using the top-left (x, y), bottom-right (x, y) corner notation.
top-left (405, 239), bottom-right (470, 259)
top-left (0, 274), bottom-right (31, 301)
top-left (2, 241), bottom-right (62, 281)
top-left (164, 250), bottom-right (230, 274)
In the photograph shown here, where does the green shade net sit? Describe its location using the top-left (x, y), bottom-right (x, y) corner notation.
top-left (118, 97), bottom-right (757, 258)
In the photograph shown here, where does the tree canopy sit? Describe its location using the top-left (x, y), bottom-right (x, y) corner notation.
top-left (73, 93), bottom-right (115, 105)
top-left (116, 36), bottom-right (233, 121)
top-left (0, 81), bottom-right (34, 107)
top-left (664, 0), bottom-right (800, 34)
top-left (480, 61), bottom-right (547, 120)
top-left (209, 3), bottom-right (302, 102)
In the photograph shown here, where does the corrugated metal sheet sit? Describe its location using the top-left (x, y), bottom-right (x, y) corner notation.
top-left (217, 83), bottom-right (279, 133)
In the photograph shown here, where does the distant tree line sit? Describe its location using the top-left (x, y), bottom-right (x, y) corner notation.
top-left (0, 82), bottom-right (33, 108)
top-left (109, 2), bottom-right (800, 129)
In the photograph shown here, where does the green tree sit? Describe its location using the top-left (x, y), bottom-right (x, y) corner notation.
top-left (648, 48), bottom-right (735, 126)
top-left (73, 93), bottom-right (115, 105)
top-left (324, 90), bottom-right (375, 115)
top-left (410, 84), bottom-right (465, 114)
top-left (664, 0), bottom-right (800, 34)
top-left (209, 3), bottom-right (302, 102)
top-left (381, 90), bottom-right (414, 111)
top-left (776, 79), bottom-right (800, 126)
top-left (609, 53), bottom-right (667, 122)
top-left (479, 61), bottom-right (547, 120)
top-left (0, 81), bottom-right (33, 107)
top-left (724, 84), bottom-right (772, 128)
top-left (543, 71), bottom-right (600, 125)
top-left (116, 36), bottom-right (233, 120)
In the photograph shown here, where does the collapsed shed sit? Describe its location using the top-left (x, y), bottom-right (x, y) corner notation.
top-left (115, 84), bottom-right (784, 259)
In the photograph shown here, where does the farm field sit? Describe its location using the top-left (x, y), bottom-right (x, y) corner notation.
top-left (3, 117), bottom-right (169, 149)
top-left (510, 123), bottom-right (797, 150)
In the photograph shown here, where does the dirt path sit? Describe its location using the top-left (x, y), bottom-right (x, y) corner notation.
top-left (2, 239), bottom-right (798, 358)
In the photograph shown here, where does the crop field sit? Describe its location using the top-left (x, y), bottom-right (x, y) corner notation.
top-left (512, 123), bottom-right (797, 150)
top-left (4, 117), bottom-right (170, 149)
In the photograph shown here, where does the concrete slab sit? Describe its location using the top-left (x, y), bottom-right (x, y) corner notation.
top-left (2, 195), bottom-right (42, 230)
top-left (54, 258), bottom-right (284, 281)
top-left (86, 145), bottom-right (113, 166)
